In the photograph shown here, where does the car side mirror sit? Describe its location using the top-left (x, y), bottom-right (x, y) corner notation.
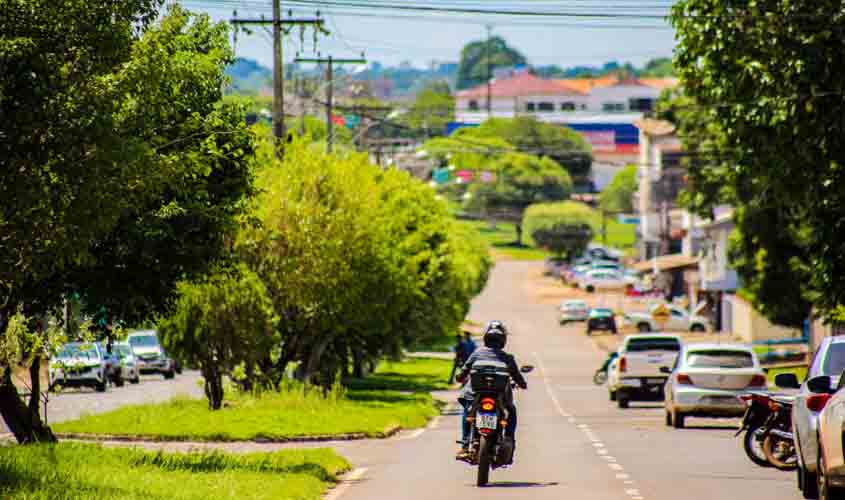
top-left (774, 373), bottom-right (802, 390)
top-left (806, 375), bottom-right (832, 394)
top-left (659, 366), bottom-right (672, 374)
top-left (520, 365), bottom-right (534, 374)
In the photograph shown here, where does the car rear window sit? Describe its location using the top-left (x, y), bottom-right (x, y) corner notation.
top-left (687, 350), bottom-right (753, 368)
top-left (820, 341), bottom-right (845, 376)
top-left (626, 339), bottom-right (681, 352)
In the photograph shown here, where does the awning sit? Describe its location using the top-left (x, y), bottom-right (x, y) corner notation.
top-left (633, 254), bottom-right (699, 273)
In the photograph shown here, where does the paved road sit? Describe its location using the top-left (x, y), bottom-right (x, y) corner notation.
top-left (330, 261), bottom-right (798, 500)
top-left (1, 371), bottom-right (203, 434)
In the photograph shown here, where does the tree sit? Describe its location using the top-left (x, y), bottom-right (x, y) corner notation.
top-left (456, 36), bottom-right (527, 90)
top-left (159, 267), bottom-right (278, 410)
top-left (523, 201), bottom-right (596, 258)
top-left (640, 57), bottom-right (675, 78)
top-left (458, 117), bottom-right (593, 182)
top-left (599, 165), bottom-right (638, 213)
top-left (668, 0), bottom-right (834, 321)
top-left (0, 3), bottom-right (255, 442)
top-left (467, 153), bottom-right (573, 244)
top-left (400, 83), bottom-right (455, 137)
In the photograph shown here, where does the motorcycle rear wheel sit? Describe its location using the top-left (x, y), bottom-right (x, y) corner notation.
top-left (743, 424), bottom-right (772, 468)
top-left (763, 434), bottom-right (798, 471)
top-left (477, 435), bottom-right (493, 487)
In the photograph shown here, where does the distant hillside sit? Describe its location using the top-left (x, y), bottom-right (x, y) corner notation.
top-left (225, 58), bottom-right (271, 94)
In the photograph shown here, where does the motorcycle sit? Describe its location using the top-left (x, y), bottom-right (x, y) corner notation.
top-left (761, 396), bottom-right (797, 471)
top-left (458, 360), bottom-right (533, 486)
top-left (593, 352), bottom-right (618, 386)
top-left (737, 392), bottom-right (775, 468)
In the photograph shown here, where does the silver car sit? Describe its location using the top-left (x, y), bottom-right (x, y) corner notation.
top-left (663, 343), bottom-right (767, 429)
top-left (776, 337), bottom-right (845, 499)
top-left (127, 331), bottom-right (176, 379)
top-left (113, 342), bottom-right (141, 384)
top-left (559, 300), bottom-right (589, 324)
top-left (812, 374), bottom-right (845, 500)
top-left (49, 342), bottom-right (109, 392)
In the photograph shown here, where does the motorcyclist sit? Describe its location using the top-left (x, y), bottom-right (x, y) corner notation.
top-left (455, 320), bottom-right (527, 459)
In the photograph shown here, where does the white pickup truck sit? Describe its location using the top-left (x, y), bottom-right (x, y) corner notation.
top-left (607, 334), bottom-right (682, 409)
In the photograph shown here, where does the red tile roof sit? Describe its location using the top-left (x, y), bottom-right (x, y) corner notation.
top-left (456, 72), bottom-right (586, 99)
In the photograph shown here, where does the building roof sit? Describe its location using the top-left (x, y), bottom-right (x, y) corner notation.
top-left (554, 76), bottom-right (619, 94)
top-left (456, 72), bottom-right (586, 99)
top-left (633, 253), bottom-right (699, 273)
top-left (640, 78), bottom-right (680, 90)
top-left (634, 118), bottom-right (676, 137)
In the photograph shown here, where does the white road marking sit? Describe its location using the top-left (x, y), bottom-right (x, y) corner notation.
top-left (398, 428), bottom-right (426, 440)
top-left (609, 463), bottom-right (624, 471)
top-left (325, 467), bottom-right (368, 500)
top-left (616, 473), bottom-right (630, 480)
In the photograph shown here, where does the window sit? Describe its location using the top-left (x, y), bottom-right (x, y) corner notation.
top-left (629, 98), bottom-right (655, 112)
top-left (560, 102), bottom-right (576, 111)
top-left (537, 102), bottom-right (554, 112)
top-left (626, 338), bottom-right (681, 352)
top-left (580, 104), bottom-right (588, 110)
top-left (525, 102), bottom-right (536, 112)
top-left (468, 100), bottom-right (479, 111)
top-left (602, 102), bottom-right (626, 112)
top-left (671, 309), bottom-right (684, 317)
top-left (687, 350), bottom-right (754, 369)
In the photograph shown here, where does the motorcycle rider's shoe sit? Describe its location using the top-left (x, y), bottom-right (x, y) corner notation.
top-left (455, 446), bottom-right (471, 461)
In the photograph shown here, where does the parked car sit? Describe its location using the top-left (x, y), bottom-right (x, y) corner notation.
top-left (810, 373), bottom-right (845, 499)
top-left (560, 300), bottom-right (589, 324)
top-left (127, 331), bottom-right (176, 379)
top-left (608, 334), bottom-right (682, 409)
top-left (113, 342), bottom-right (141, 384)
top-left (623, 303), bottom-right (709, 333)
top-left (663, 344), bottom-right (767, 429)
top-left (95, 342), bottom-right (126, 387)
top-left (49, 342), bottom-right (109, 392)
top-left (577, 269), bottom-right (626, 293)
top-left (775, 336), bottom-right (845, 499)
top-left (587, 308), bottom-right (618, 335)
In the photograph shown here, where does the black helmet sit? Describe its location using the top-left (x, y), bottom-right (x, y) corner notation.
top-left (483, 321), bottom-right (508, 349)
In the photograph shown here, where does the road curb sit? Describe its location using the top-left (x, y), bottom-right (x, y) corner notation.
top-left (55, 425), bottom-right (403, 445)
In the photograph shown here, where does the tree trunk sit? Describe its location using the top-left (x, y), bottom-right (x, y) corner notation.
top-left (515, 223), bottom-right (523, 247)
top-left (0, 368), bottom-right (56, 444)
top-left (300, 336), bottom-right (331, 385)
top-left (202, 365), bottom-right (224, 410)
top-left (352, 347), bottom-right (366, 378)
top-left (28, 356), bottom-right (40, 417)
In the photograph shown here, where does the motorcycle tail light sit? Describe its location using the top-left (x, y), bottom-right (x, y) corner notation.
top-left (619, 356), bottom-right (627, 373)
top-left (480, 397), bottom-right (496, 411)
top-left (807, 394), bottom-right (832, 413)
top-left (747, 375), bottom-right (767, 388)
top-left (677, 373), bottom-right (692, 385)
top-left (479, 428), bottom-right (493, 435)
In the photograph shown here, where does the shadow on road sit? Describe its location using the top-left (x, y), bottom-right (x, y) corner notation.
top-left (680, 425), bottom-right (739, 431)
top-left (481, 481), bottom-right (560, 488)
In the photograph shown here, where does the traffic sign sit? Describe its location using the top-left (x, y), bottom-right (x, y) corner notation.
top-left (652, 303), bottom-right (671, 327)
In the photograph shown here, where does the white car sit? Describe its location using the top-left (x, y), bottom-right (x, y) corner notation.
top-left (607, 334), bottom-right (682, 408)
top-left (49, 342), bottom-right (109, 392)
top-left (559, 300), bottom-right (589, 324)
top-left (577, 269), bottom-right (626, 293)
top-left (663, 344), bottom-right (767, 429)
top-left (810, 374), bottom-right (845, 499)
top-left (623, 303), bottom-right (710, 333)
top-left (127, 331), bottom-right (176, 379)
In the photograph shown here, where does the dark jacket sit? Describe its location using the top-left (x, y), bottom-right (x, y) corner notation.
top-left (456, 346), bottom-right (527, 402)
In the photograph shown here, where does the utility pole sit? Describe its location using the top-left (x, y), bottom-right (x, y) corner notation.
top-left (294, 53), bottom-right (367, 154)
top-left (486, 24), bottom-right (493, 118)
top-left (231, 9), bottom-right (324, 159)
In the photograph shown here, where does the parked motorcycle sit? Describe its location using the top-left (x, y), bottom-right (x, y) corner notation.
top-left (593, 352), bottom-right (618, 386)
top-left (761, 396), bottom-right (797, 471)
top-left (458, 361), bottom-right (533, 486)
top-left (737, 392), bottom-right (774, 468)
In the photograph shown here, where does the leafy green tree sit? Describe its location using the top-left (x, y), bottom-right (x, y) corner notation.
top-left (523, 201), bottom-right (596, 258)
top-left (458, 117), bottom-right (593, 181)
top-left (400, 83), bottom-right (455, 137)
top-left (456, 36), bottom-right (527, 90)
top-left (0, 2), bottom-right (255, 442)
top-left (467, 152), bottom-right (573, 244)
top-left (599, 165), bottom-right (638, 213)
top-left (641, 57), bottom-right (675, 78)
top-left (159, 267), bottom-right (278, 410)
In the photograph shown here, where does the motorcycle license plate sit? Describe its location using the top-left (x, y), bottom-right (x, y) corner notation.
top-left (476, 412), bottom-right (497, 430)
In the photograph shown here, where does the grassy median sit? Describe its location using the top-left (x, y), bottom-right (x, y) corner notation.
top-left (53, 357), bottom-right (451, 441)
top-left (0, 442), bottom-right (349, 500)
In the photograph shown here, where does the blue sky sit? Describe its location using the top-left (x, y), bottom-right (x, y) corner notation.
top-left (183, 1), bottom-right (677, 70)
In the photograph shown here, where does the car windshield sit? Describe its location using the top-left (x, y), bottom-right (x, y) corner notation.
top-left (564, 302), bottom-right (586, 310)
top-left (57, 343), bottom-right (98, 360)
top-left (687, 350), bottom-right (754, 368)
top-left (591, 309), bottom-right (613, 317)
top-left (627, 339), bottom-right (681, 352)
top-left (128, 335), bottom-right (159, 347)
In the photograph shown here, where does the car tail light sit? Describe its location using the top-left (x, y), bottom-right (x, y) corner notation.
top-left (676, 373), bottom-right (693, 385)
top-left (619, 356), bottom-right (627, 373)
top-left (480, 397), bottom-right (496, 411)
top-left (479, 428), bottom-right (493, 435)
top-left (807, 394), bottom-right (832, 413)
top-left (747, 375), bottom-right (767, 388)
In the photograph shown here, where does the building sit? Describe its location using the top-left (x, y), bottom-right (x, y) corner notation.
top-left (453, 71), bottom-right (678, 163)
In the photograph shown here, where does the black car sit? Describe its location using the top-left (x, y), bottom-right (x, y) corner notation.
top-left (587, 308), bottom-right (618, 335)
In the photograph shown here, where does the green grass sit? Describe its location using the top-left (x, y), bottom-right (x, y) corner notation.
top-left (767, 365), bottom-right (808, 387)
top-left (0, 442), bottom-right (349, 500)
top-left (407, 331), bottom-right (459, 352)
top-left (54, 358), bottom-right (451, 442)
top-left (458, 218), bottom-right (635, 261)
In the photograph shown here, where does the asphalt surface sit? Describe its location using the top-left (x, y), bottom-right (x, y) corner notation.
top-left (329, 261), bottom-right (798, 500)
top-left (1, 371), bottom-right (203, 434)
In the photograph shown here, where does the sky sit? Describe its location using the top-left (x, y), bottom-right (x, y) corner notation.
top-left (180, 1), bottom-right (678, 70)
